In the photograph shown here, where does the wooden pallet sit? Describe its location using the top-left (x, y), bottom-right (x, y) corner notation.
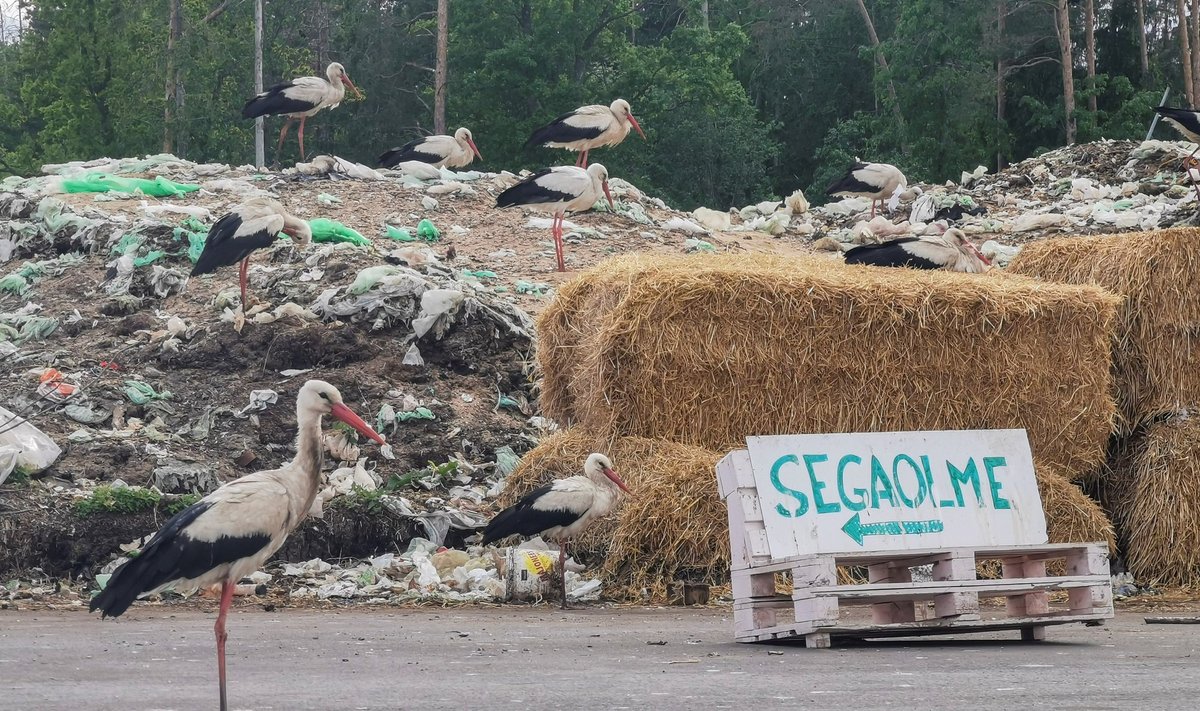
top-left (718, 450), bottom-right (1114, 647)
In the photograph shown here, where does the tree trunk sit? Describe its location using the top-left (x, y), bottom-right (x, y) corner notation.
top-left (163, 0), bottom-right (183, 155)
top-left (1191, 0), bottom-right (1200, 104)
top-left (1055, 0), bottom-right (1076, 144)
top-left (700, 0), bottom-right (709, 30)
top-left (434, 0), bottom-right (448, 134)
top-left (1084, 0), bottom-right (1097, 113)
top-left (1179, 0), bottom-right (1195, 106)
top-left (996, 0), bottom-right (1007, 170)
top-left (850, 0), bottom-right (909, 154)
top-left (1136, 0), bottom-right (1149, 79)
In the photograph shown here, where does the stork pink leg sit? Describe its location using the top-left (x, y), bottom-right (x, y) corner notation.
top-left (298, 116), bottom-right (308, 160)
top-left (238, 257), bottom-right (250, 308)
top-left (276, 119), bottom-right (292, 158)
top-left (214, 579), bottom-right (235, 711)
top-left (580, 149), bottom-right (589, 168)
top-left (575, 152), bottom-right (584, 167)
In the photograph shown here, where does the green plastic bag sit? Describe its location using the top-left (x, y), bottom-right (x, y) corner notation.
top-left (124, 380), bottom-right (173, 405)
top-left (111, 233), bottom-right (144, 255)
top-left (309, 218), bottom-right (371, 246)
top-left (133, 250), bottom-right (165, 267)
top-left (417, 219), bottom-right (440, 242)
top-left (173, 218), bottom-right (209, 263)
top-left (396, 406), bottom-right (435, 422)
top-left (62, 173), bottom-right (200, 197)
top-left (0, 274), bottom-right (29, 295)
top-left (384, 225), bottom-right (416, 242)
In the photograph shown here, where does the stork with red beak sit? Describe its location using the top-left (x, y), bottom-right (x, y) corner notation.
top-left (190, 198), bottom-right (311, 309)
top-left (378, 127), bottom-right (483, 170)
top-left (495, 163), bottom-right (614, 272)
top-left (525, 99), bottom-right (646, 167)
top-left (242, 62), bottom-right (363, 161)
top-left (482, 453), bottom-right (631, 608)
top-left (91, 379), bottom-right (386, 711)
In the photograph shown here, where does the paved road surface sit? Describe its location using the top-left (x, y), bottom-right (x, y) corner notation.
top-left (0, 606), bottom-right (1195, 710)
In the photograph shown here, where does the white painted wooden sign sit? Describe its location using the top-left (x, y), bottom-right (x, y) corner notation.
top-left (745, 429), bottom-right (1047, 558)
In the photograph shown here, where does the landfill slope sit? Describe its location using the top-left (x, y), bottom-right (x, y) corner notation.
top-left (0, 139), bottom-right (1196, 604)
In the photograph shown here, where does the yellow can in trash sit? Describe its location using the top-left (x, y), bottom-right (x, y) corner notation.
top-left (504, 548), bottom-right (556, 601)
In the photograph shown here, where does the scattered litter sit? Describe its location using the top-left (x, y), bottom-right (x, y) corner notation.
top-left (0, 405), bottom-right (62, 485)
top-left (309, 218), bottom-right (371, 246)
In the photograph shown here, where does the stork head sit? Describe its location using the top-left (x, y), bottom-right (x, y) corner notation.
top-left (455, 127), bottom-right (483, 161)
top-left (585, 452), bottom-right (630, 494)
top-left (587, 163), bottom-right (615, 211)
top-left (297, 379), bottom-right (386, 444)
top-left (281, 216), bottom-right (312, 251)
top-left (611, 99), bottom-right (646, 140)
top-left (328, 62), bottom-right (362, 99)
top-left (945, 228), bottom-right (991, 266)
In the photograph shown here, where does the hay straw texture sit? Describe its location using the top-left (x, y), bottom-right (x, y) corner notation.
top-left (502, 430), bottom-right (726, 602)
top-left (1101, 417), bottom-right (1200, 585)
top-left (537, 254), bottom-right (1121, 478)
top-left (1008, 227), bottom-right (1200, 430)
top-left (1035, 460), bottom-right (1115, 553)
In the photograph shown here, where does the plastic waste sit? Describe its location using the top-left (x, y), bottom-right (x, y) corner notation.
top-left (384, 225), bottom-right (415, 241)
top-left (396, 406), bottom-right (435, 422)
top-left (61, 173), bottom-right (200, 197)
top-left (515, 280), bottom-right (549, 295)
top-left (308, 218), bottom-right (371, 246)
top-left (403, 343), bottom-right (424, 366)
top-left (411, 289), bottom-right (465, 339)
top-left (123, 380), bottom-right (172, 405)
top-left (0, 405), bottom-right (62, 485)
top-left (240, 389), bottom-right (278, 414)
top-left (417, 219), bottom-right (440, 242)
top-left (683, 238), bottom-right (715, 253)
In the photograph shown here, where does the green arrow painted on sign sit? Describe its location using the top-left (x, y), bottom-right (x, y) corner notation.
top-left (841, 512), bottom-right (945, 546)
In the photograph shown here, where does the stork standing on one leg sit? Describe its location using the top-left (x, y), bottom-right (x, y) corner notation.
top-left (1153, 106), bottom-right (1200, 202)
top-left (825, 161), bottom-right (909, 218)
top-left (190, 198), bottom-right (311, 309)
top-left (242, 62), bottom-right (362, 161)
top-left (90, 380), bottom-right (386, 711)
top-left (525, 99), bottom-right (646, 167)
top-left (377, 127), bottom-right (483, 169)
top-left (495, 163), bottom-right (614, 272)
top-left (482, 453), bottom-right (630, 608)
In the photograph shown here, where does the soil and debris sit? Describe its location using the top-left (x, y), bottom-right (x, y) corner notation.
top-left (1, 140), bottom-right (1196, 608)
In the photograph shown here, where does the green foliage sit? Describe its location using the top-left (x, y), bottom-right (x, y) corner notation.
top-left (73, 485), bottom-right (200, 516)
top-left (0, 0), bottom-right (1188, 207)
top-left (383, 459), bottom-right (459, 492)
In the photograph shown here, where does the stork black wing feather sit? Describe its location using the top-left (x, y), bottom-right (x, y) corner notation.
top-left (190, 213), bottom-right (277, 276)
top-left (844, 239), bottom-right (942, 270)
top-left (89, 500), bottom-right (271, 618)
top-left (525, 110), bottom-right (606, 148)
top-left (495, 169), bottom-right (574, 208)
top-left (378, 138), bottom-right (442, 167)
top-left (481, 484), bottom-right (581, 544)
top-left (241, 82), bottom-right (315, 119)
top-left (825, 162), bottom-right (876, 195)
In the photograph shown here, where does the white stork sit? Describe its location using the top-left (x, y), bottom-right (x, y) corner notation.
top-left (525, 99), bottom-right (646, 167)
top-left (495, 163), bottom-right (614, 272)
top-left (843, 228), bottom-right (991, 273)
top-left (90, 379), bottom-right (385, 711)
top-left (825, 161), bottom-right (909, 218)
top-left (1154, 106), bottom-right (1200, 201)
top-left (190, 198), bottom-right (311, 308)
top-left (378, 127), bottom-right (483, 169)
top-left (242, 62), bottom-right (363, 160)
top-left (482, 453), bottom-right (630, 608)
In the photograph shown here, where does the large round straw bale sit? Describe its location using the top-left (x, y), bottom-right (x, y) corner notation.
top-left (1009, 228), bottom-right (1200, 432)
top-left (1104, 417), bottom-right (1200, 584)
top-left (539, 253), bottom-right (1120, 480)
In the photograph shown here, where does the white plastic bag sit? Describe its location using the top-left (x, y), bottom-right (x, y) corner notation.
top-left (0, 405), bottom-right (62, 485)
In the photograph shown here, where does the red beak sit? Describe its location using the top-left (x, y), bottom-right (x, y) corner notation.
top-left (342, 75), bottom-right (363, 99)
top-left (968, 242), bottom-right (992, 265)
top-left (605, 467), bottom-right (632, 494)
top-left (329, 402), bottom-right (386, 444)
top-left (468, 138), bottom-right (483, 161)
top-left (602, 180), bottom-right (614, 211)
top-left (627, 113), bottom-right (646, 140)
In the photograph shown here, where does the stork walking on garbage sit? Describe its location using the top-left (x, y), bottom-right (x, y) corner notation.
top-left (90, 380), bottom-right (386, 711)
top-left (825, 161), bottom-right (910, 218)
top-left (242, 62), bottom-right (362, 160)
top-left (525, 99), bottom-right (646, 167)
top-left (190, 198), bottom-right (311, 308)
top-left (843, 228), bottom-right (991, 273)
top-left (481, 453), bottom-right (630, 608)
top-left (378, 127), bottom-right (483, 169)
top-left (495, 163), bottom-right (614, 272)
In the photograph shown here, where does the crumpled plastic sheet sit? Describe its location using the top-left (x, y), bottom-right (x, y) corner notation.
top-left (152, 459), bottom-right (220, 494)
top-left (124, 380), bottom-right (173, 404)
top-left (240, 389), bottom-right (278, 414)
top-left (0, 405), bottom-right (62, 485)
top-left (149, 265), bottom-right (187, 297)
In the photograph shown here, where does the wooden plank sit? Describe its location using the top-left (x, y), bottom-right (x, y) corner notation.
top-left (738, 542), bottom-right (1106, 574)
top-left (731, 569), bottom-right (779, 599)
top-left (733, 612), bottom-right (1110, 644)
top-left (1004, 560), bottom-right (1050, 617)
top-left (932, 550), bottom-right (979, 618)
top-left (715, 451), bottom-right (748, 499)
top-left (798, 575), bottom-right (1107, 605)
top-left (868, 562), bottom-right (916, 624)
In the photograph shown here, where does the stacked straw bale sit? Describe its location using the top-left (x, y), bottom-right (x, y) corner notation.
top-left (504, 430), bottom-right (1114, 601)
top-left (1008, 227), bottom-right (1200, 430)
top-left (1097, 417), bottom-right (1200, 585)
top-left (537, 253), bottom-right (1121, 479)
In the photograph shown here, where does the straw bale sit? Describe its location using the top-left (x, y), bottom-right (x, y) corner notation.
top-left (1034, 460), bottom-right (1115, 553)
top-left (539, 253), bottom-right (1120, 478)
top-left (1102, 417), bottom-right (1200, 585)
top-left (502, 430), bottom-right (727, 602)
top-left (1008, 227), bottom-right (1200, 430)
